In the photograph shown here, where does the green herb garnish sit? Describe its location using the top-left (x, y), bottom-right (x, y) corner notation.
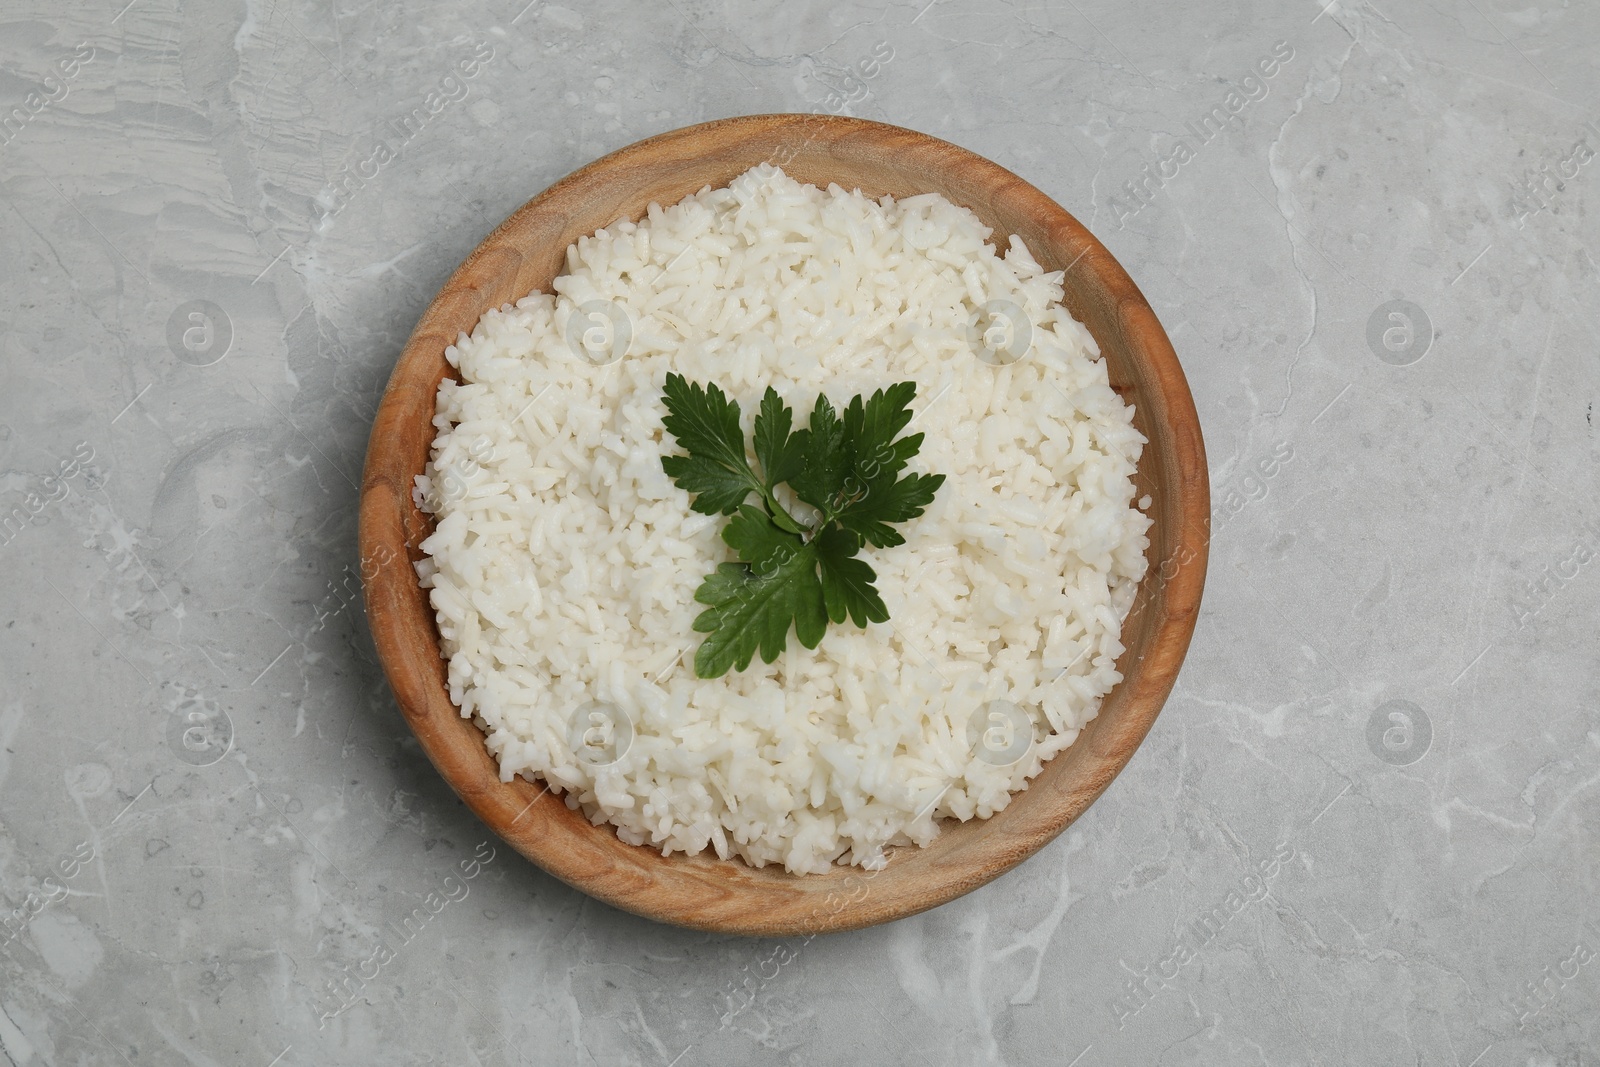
top-left (661, 374), bottom-right (945, 678)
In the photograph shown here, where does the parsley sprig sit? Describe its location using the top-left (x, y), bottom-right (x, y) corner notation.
top-left (661, 374), bottom-right (945, 678)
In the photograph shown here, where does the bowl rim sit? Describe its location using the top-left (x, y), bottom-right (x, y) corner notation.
top-left (359, 113), bottom-right (1208, 935)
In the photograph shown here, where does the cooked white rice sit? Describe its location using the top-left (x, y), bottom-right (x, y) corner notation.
top-left (415, 165), bottom-right (1150, 874)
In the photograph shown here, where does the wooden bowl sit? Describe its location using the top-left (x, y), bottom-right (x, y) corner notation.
top-left (360, 115), bottom-right (1208, 936)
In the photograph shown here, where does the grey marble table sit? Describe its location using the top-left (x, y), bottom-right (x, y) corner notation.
top-left (1, 0), bottom-right (1597, 1063)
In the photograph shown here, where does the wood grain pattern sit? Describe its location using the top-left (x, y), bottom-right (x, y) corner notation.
top-left (359, 115), bottom-right (1209, 936)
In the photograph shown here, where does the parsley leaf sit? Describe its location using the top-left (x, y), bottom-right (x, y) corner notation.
top-left (835, 471), bottom-right (945, 549)
top-left (753, 387), bottom-right (806, 491)
top-left (786, 392), bottom-right (847, 514)
top-left (844, 382), bottom-right (919, 483)
top-left (814, 526), bottom-right (887, 627)
top-left (833, 383), bottom-right (946, 548)
top-left (661, 377), bottom-right (943, 678)
top-left (722, 504), bottom-right (804, 578)
top-left (659, 374), bottom-right (762, 516)
top-left (691, 549), bottom-right (827, 677)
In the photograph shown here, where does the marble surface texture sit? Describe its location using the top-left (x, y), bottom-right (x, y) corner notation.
top-left (1, 0), bottom-right (1597, 1063)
